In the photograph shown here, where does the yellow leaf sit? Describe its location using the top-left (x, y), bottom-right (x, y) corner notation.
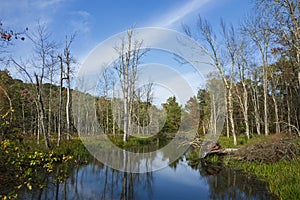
top-left (27, 182), bottom-right (32, 190)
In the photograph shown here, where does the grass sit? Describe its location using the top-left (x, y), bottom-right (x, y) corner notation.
top-left (220, 134), bottom-right (300, 200)
top-left (218, 134), bottom-right (269, 148)
top-left (107, 134), bottom-right (158, 149)
top-left (229, 158), bottom-right (300, 200)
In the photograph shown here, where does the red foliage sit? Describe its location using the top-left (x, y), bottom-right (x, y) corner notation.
top-left (0, 22), bottom-right (27, 42)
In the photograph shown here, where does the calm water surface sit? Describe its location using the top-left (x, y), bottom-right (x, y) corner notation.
top-left (20, 156), bottom-right (277, 200)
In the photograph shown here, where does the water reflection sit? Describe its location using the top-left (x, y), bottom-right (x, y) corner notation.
top-left (196, 161), bottom-right (278, 200)
top-left (20, 157), bottom-right (278, 200)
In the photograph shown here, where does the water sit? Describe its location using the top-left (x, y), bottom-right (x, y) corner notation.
top-left (20, 157), bottom-right (277, 200)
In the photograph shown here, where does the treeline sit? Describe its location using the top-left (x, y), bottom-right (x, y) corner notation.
top-left (0, 23), bottom-right (75, 148)
top-left (0, 0), bottom-right (299, 147)
top-left (0, 69), bottom-right (184, 139)
top-left (0, 70), bottom-right (74, 142)
top-left (95, 95), bottom-right (182, 136)
top-left (85, 0), bottom-right (300, 146)
top-left (183, 0), bottom-right (300, 145)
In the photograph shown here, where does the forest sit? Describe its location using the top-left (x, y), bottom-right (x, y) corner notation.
top-left (0, 0), bottom-right (299, 199)
top-left (0, 0), bottom-right (299, 145)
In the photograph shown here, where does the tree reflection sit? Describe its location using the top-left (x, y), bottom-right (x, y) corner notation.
top-left (191, 160), bottom-right (278, 200)
top-left (19, 155), bottom-right (277, 200)
top-left (31, 163), bottom-right (153, 199)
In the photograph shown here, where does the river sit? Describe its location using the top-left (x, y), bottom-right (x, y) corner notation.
top-left (19, 155), bottom-right (277, 200)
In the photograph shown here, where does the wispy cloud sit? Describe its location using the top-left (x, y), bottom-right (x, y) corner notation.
top-left (149, 0), bottom-right (211, 28)
top-left (32, 0), bottom-right (66, 9)
top-left (0, 0), bottom-right (67, 28)
top-left (70, 10), bottom-right (91, 33)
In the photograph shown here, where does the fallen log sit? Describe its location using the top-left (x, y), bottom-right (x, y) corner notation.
top-left (199, 140), bottom-right (239, 158)
top-left (204, 148), bottom-right (239, 157)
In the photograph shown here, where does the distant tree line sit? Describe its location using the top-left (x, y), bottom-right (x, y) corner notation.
top-left (0, 0), bottom-right (299, 147)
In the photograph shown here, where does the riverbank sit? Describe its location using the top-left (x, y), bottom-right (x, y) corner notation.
top-left (209, 134), bottom-right (300, 200)
top-left (1, 134), bottom-right (299, 199)
top-left (0, 137), bottom-right (91, 199)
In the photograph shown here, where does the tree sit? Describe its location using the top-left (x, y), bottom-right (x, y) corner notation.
top-left (97, 68), bottom-right (116, 134)
top-left (184, 17), bottom-right (238, 145)
top-left (113, 28), bottom-right (144, 141)
top-left (0, 70), bottom-right (14, 135)
top-left (183, 96), bottom-right (200, 133)
top-left (131, 82), bottom-right (153, 135)
top-left (249, 68), bottom-right (262, 135)
top-left (63, 34), bottom-right (75, 141)
top-left (254, 0), bottom-right (300, 133)
top-left (12, 23), bottom-right (55, 148)
top-left (273, 0), bottom-right (300, 130)
top-left (235, 41), bottom-right (251, 139)
top-left (31, 24), bottom-right (57, 148)
top-left (161, 96), bottom-right (181, 134)
top-left (57, 34), bottom-right (76, 146)
top-left (197, 89), bottom-right (211, 135)
top-left (242, 11), bottom-right (273, 136)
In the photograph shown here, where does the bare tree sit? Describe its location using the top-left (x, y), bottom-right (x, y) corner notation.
top-left (220, 21), bottom-right (239, 144)
top-left (13, 23), bottom-right (55, 148)
top-left (64, 35), bottom-right (75, 140)
top-left (269, 64), bottom-right (281, 133)
top-left (114, 28), bottom-right (144, 141)
top-left (48, 53), bottom-right (58, 138)
top-left (272, 0), bottom-right (300, 130)
top-left (58, 34), bottom-right (76, 146)
top-left (57, 54), bottom-right (63, 146)
top-left (185, 17), bottom-right (238, 145)
top-left (250, 68), bottom-right (262, 135)
top-left (242, 11), bottom-right (273, 136)
top-left (235, 41), bottom-right (251, 139)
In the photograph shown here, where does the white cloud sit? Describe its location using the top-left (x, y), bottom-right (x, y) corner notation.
top-left (32, 0), bottom-right (66, 9)
top-left (70, 10), bottom-right (91, 33)
top-left (149, 0), bottom-right (212, 28)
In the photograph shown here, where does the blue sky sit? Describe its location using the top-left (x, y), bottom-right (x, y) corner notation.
top-left (1, 0), bottom-right (253, 105)
top-left (1, 0), bottom-right (253, 63)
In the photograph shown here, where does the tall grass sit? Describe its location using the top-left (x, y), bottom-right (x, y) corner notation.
top-left (222, 135), bottom-right (300, 200)
top-left (233, 158), bottom-right (300, 200)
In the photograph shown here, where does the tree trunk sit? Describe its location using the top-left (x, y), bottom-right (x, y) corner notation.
top-left (211, 94), bottom-right (217, 135)
top-left (287, 88), bottom-right (292, 134)
top-left (35, 74), bottom-right (50, 149)
top-left (112, 83), bottom-right (116, 135)
top-left (57, 55), bottom-right (63, 146)
top-left (244, 88), bottom-right (250, 139)
top-left (228, 89), bottom-right (237, 145)
top-left (48, 57), bottom-right (55, 137)
top-left (65, 54), bottom-right (71, 140)
top-left (272, 94), bottom-right (280, 133)
top-left (263, 66), bottom-right (269, 136)
top-left (66, 79), bottom-right (70, 140)
top-left (123, 84), bottom-right (129, 141)
top-left (225, 95), bottom-right (230, 138)
top-left (252, 83), bottom-right (261, 135)
top-left (114, 28), bottom-right (143, 141)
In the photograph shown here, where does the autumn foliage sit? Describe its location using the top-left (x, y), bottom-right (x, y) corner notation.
top-left (0, 22), bottom-right (27, 42)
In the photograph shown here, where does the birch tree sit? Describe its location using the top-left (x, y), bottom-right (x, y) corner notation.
top-left (58, 34), bottom-right (75, 145)
top-left (235, 41), bottom-right (250, 139)
top-left (114, 28), bottom-right (144, 141)
top-left (242, 12), bottom-right (273, 136)
top-left (269, 0), bottom-right (299, 129)
top-left (185, 17), bottom-right (238, 145)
